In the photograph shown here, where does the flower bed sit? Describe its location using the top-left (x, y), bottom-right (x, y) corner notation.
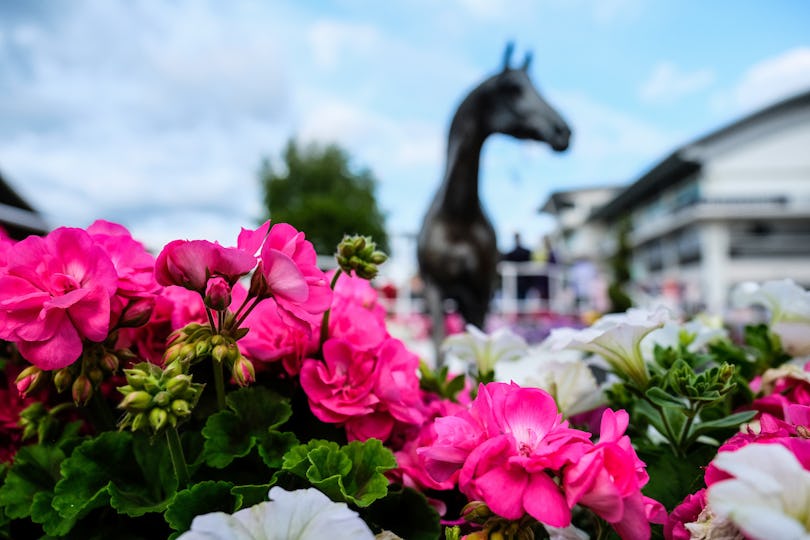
top-left (1, 221), bottom-right (809, 539)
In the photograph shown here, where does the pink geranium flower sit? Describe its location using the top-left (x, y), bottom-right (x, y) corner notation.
top-left (87, 220), bottom-right (160, 328)
top-left (420, 382), bottom-right (591, 527)
top-left (323, 271), bottom-right (389, 351)
top-left (300, 339), bottom-right (380, 424)
top-left (0, 228), bottom-right (118, 370)
top-left (563, 409), bottom-right (665, 540)
top-left (257, 223), bottom-right (332, 329)
top-left (155, 239), bottom-right (257, 293)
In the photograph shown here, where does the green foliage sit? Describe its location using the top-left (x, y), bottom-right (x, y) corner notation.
top-left (201, 386), bottom-right (292, 468)
top-left (281, 438), bottom-right (396, 508)
top-left (260, 139), bottom-right (389, 254)
top-left (607, 217), bottom-right (633, 312)
top-left (165, 481), bottom-right (239, 538)
top-left (419, 361), bottom-right (467, 402)
top-left (361, 486), bottom-right (442, 540)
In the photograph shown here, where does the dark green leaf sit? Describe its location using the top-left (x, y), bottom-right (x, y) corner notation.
top-left (231, 483), bottom-right (274, 509)
top-left (165, 481), bottom-right (238, 535)
top-left (0, 444), bottom-right (64, 520)
top-left (361, 486), bottom-right (441, 540)
top-left (201, 387), bottom-right (292, 468)
top-left (339, 439), bottom-right (396, 507)
top-left (645, 387), bottom-right (687, 410)
top-left (688, 410), bottom-right (758, 440)
top-left (257, 431), bottom-right (299, 470)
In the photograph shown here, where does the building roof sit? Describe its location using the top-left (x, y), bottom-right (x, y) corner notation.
top-left (538, 184), bottom-right (623, 214)
top-left (0, 170), bottom-right (49, 239)
top-left (589, 89), bottom-right (810, 222)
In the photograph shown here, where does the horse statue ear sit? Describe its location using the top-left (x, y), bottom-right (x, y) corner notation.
top-left (522, 51), bottom-right (532, 72)
top-left (502, 42), bottom-right (514, 71)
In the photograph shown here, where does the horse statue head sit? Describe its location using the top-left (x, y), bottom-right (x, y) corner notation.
top-left (417, 43), bottom-right (572, 366)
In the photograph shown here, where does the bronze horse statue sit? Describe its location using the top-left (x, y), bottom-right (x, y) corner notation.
top-left (417, 44), bottom-right (572, 365)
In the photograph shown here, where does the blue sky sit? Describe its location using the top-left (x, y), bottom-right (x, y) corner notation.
top-left (1, 1), bottom-right (809, 281)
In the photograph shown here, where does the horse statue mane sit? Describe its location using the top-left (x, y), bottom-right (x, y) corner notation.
top-left (416, 43), bottom-right (572, 366)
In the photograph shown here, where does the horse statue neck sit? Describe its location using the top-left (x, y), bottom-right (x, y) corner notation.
top-left (433, 96), bottom-right (490, 217)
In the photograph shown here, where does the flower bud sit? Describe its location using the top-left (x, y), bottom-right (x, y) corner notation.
top-left (163, 359), bottom-right (185, 379)
top-left (335, 234), bottom-right (387, 280)
top-left (231, 356), bottom-right (255, 387)
top-left (204, 276), bottom-right (232, 311)
top-left (195, 339), bottom-right (212, 358)
top-left (131, 412), bottom-right (149, 432)
top-left (153, 390), bottom-right (171, 408)
top-left (53, 368), bottom-right (74, 394)
top-left (118, 297), bottom-right (155, 328)
top-left (15, 366), bottom-right (44, 397)
top-left (124, 368), bottom-right (151, 389)
top-left (87, 367), bottom-right (104, 386)
top-left (101, 352), bottom-right (119, 373)
top-left (248, 266), bottom-right (268, 298)
top-left (72, 375), bottom-right (93, 405)
top-left (170, 399), bottom-right (191, 418)
top-left (119, 390), bottom-right (153, 411)
top-left (461, 501), bottom-right (493, 523)
top-left (166, 374), bottom-right (191, 396)
top-left (149, 408), bottom-right (168, 432)
top-left (212, 343), bottom-right (229, 363)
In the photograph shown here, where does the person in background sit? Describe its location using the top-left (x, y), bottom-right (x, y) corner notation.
top-left (502, 232), bottom-right (532, 299)
top-left (532, 235), bottom-right (557, 300)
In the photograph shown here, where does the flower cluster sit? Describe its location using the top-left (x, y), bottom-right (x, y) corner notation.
top-left (3, 212), bottom-right (810, 540)
top-left (419, 381), bottom-right (664, 538)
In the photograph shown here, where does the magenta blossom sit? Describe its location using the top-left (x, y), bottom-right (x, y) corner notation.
top-left (563, 409), bottom-right (665, 540)
top-left (0, 228), bottom-right (118, 370)
top-left (155, 239), bottom-right (257, 293)
top-left (322, 271), bottom-right (389, 351)
top-left (420, 382), bottom-right (591, 527)
top-left (664, 489), bottom-right (707, 540)
top-left (257, 223), bottom-right (332, 329)
top-left (87, 220), bottom-right (160, 328)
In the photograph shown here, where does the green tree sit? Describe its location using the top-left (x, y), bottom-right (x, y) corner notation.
top-left (608, 217), bottom-right (633, 313)
top-left (259, 139), bottom-right (389, 255)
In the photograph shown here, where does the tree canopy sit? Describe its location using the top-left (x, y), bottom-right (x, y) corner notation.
top-left (259, 139), bottom-right (390, 255)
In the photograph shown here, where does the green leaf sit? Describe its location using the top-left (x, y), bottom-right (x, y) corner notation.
top-left (361, 486), bottom-right (441, 540)
top-left (257, 431), bottom-right (299, 470)
top-left (640, 445), bottom-right (716, 511)
top-left (283, 438), bottom-right (396, 508)
top-left (645, 387), bottom-right (687, 410)
top-left (53, 430), bottom-right (178, 521)
top-left (52, 431), bottom-right (128, 521)
top-left (688, 410), bottom-right (758, 440)
top-left (0, 444), bottom-right (64, 520)
top-left (165, 481), bottom-right (238, 536)
top-left (231, 483), bottom-right (275, 509)
top-left (201, 387), bottom-right (292, 468)
top-left (338, 439), bottom-right (396, 507)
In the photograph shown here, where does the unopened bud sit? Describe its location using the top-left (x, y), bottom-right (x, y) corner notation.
top-left (163, 359), bottom-right (185, 379)
top-left (153, 390), bottom-right (171, 408)
top-left (118, 297), bottom-right (154, 328)
top-left (369, 251), bottom-right (387, 265)
top-left (119, 390), bottom-right (153, 411)
top-left (248, 266), bottom-right (268, 298)
top-left (166, 374), bottom-right (191, 396)
top-left (53, 368), bottom-right (74, 394)
top-left (72, 375), bottom-right (93, 405)
top-left (15, 366), bottom-right (44, 397)
top-left (204, 276), bottom-right (232, 311)
top-left (101, 352), bottom-right (119, 373)
top-left (170, 399), bottom-right (191, 418)
top-left (124, 368), bottom-right (151, 389)
top-left (195, 339), bottom-right (212, 358)
top-left (131, 411), bottom-right (148, 432)
top-left (149, 408), bottom-right (168, 432)
top-left (461, 501), bottom-right (493, 523)
top-left (212, 344), bottom-right (229, 363)
top-left (231, 356), bottom-right (255, 387)
top-left (87, 367), bottom-right (104, 386)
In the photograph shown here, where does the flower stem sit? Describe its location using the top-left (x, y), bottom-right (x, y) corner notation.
top-left (318, 269), bottom-right (343, 351)
top-left (165, 426), bottom-right (189, 488)
top-left (212, 359), bottom-right (226, 410)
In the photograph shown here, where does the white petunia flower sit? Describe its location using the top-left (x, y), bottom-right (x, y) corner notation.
top-left (442, 324), bottom-right (528, 377)
top-left (544, 307), bottom-right (671, 387)
top-left (178, 487), bottom-right (375, 540)
top-left (523, 353), bottom-right (607, 417)
top-left (732, 279), bottom-right (810, 357)
top-left (707, 443), bottom-right (810, 540)
top-left (642, 314), bottom-right (728, 360)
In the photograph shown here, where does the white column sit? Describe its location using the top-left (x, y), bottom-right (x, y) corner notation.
top-left (700, 222), bottom-right (730, 315)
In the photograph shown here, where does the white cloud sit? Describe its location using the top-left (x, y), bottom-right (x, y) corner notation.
top-left (732, 47), bottom-right (810, 111)
top-left (307, 20), bottom-right (382, 71)
top-left (639, 61), bottom-right (716, 104)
